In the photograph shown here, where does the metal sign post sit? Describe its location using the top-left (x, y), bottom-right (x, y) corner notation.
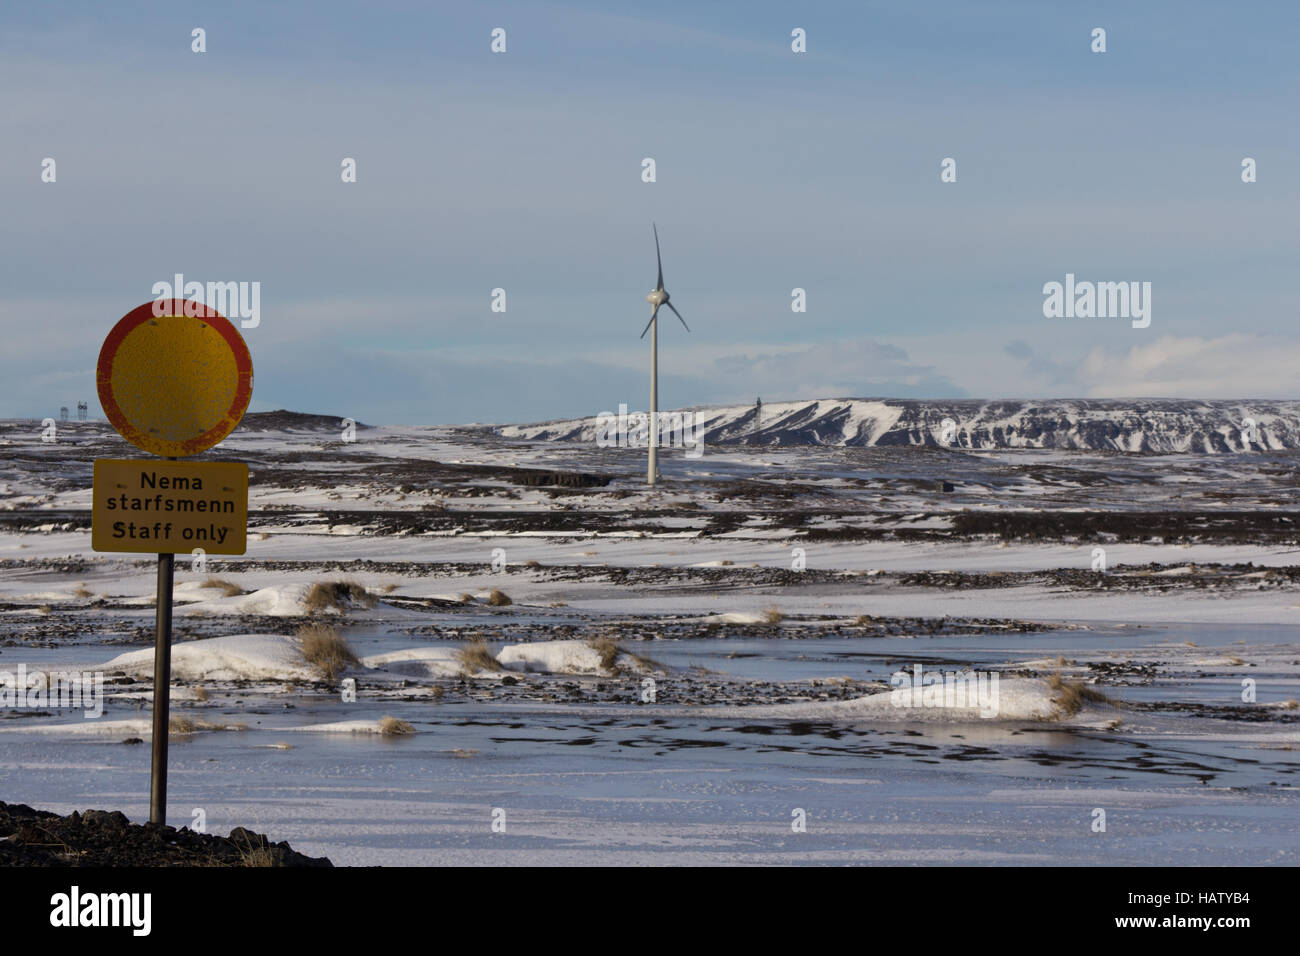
top-left (93, 300), bottom-right (253, 826)
top-left (150, 551), bottom-right (174, 824)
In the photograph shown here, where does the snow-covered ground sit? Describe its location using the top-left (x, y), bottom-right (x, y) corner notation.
top-left (0, 413), bottom-right (1296, 864)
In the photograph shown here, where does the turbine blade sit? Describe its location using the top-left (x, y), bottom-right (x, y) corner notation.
top-left (639, 306), bottom-right (658, 339)
top-left (653, 222), bottom-right (664, 291)
top-left (665, 301), bottom-right (690, 332)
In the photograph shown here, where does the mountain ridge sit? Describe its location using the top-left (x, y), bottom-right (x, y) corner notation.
top-left (496, 398), bottom-right (1300, 453)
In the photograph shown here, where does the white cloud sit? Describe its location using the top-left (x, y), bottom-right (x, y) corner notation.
top-left (1079, 334), bottom-right (1300, 398)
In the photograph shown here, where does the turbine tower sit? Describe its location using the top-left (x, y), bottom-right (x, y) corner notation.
top-left (640, 223), bottom-right (690, 486)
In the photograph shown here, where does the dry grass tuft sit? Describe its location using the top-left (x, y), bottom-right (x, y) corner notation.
top-left (590, 635), bottom-right (621, 672)
top-left (230, 831), bottom-right (279, 867)
top-left (761, 606), bottom-right (784, 625)
top-left (454, 637), bottom-right (502, 676)
top-left (168, 715), bottom-right (195, 735)
top-left (1281, 698), bottom-right (1298, 710)
top-left (202, 577), bottom-right (244, 597)
top-left (459, 593), bottom-right (475, 604)
top-left (1047, 672), bottom-right (1109, 717)
top-left (379, 716), bottom-right (415, 736)
top-left (523, 559), bottom-right (541, 568)
top-left (168, 715), bottom-right (203, 735)
top-left (303, 579), bottom-right (376, 613)
top-left (588, 634), bottom-right (660, 676)
top-left (297, 623), bottom-right (360, 680)
top-left (72, 583), bottom-right (93, 599)
top-left (169, 715), bottom-right (244, 735)
top-left (193, 685), bottom-right (209, 702)
top-left (487, 588), bottom-right (512, 607)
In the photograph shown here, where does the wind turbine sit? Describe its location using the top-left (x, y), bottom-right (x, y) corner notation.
top-left (640, 223), bottom-right (690, 486)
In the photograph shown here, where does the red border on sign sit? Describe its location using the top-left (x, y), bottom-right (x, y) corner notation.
top-left (97, 299), bottom-right (254, 457)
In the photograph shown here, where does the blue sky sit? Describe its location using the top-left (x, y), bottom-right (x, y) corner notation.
top-left (3, 1), bottom-right (1298, 423)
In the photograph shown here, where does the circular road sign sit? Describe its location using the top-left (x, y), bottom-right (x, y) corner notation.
top-left (97, 300), bottom-right (254, 457)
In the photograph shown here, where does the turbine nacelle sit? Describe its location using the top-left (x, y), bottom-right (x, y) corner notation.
top-left (639, 224), bottom-right (689, 339)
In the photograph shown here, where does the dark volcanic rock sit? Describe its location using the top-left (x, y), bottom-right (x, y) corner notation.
top-left (0, 801), bottom-right (332, 867)
top-left (237, 410), bottom-right (364, 432)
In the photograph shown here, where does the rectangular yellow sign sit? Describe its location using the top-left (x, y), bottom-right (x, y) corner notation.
top-left (92, 459), bottom-right (248, 555)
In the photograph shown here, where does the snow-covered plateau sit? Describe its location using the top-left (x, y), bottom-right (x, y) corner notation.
top-left (0, 409), bottom-right (1295, 865)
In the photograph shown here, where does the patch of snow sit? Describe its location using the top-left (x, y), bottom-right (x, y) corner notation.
top-left (496, 639), bottom-right (653, 675)
top-left (101, 634), bottom-right (316, 682)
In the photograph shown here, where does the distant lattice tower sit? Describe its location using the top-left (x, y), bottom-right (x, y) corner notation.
top-left (59, 406), bottom-right (69, 422)
top-left (77, 401), bottom-right (87, 421)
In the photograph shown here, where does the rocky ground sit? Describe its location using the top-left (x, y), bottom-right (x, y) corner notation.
top-left (0, 801), bottom-right (332, 866)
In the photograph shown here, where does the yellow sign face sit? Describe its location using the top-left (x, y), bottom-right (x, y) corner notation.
top-left (97, 301), bottom-right (254, 458)
top-left (92, 459), bottom-right (249, 555)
